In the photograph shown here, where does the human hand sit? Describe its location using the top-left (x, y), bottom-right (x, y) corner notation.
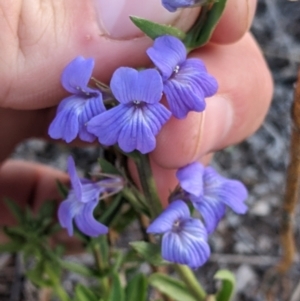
top-left (0, 0), bottom-right (273, 230)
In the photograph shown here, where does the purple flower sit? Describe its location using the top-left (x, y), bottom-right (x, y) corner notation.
top-left (162, 0), bottom-right (207, 12)
top-left (58, 156), bottom-right (123, 237)
top-left (177, 162), bottom-right (248, 234)
top-left (147, 36), bottom-right (218, 119)
top-left (87, 67), bottom-right (171, 154)
top-left (147, 200), bottom-right (210, 269)
top-left (49, 56), bottom-right (105, 143)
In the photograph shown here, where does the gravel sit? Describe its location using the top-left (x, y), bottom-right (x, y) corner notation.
top-left (2, 0), bottom-right (300, 300)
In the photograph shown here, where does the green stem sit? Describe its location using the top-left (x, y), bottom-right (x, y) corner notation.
top-left (135, 153), bottom-right (162, 218)
top-left (45, 264), bottom-right (71, 301)
top-left (174, 264), bottom-right (206, 301)
top-left (92, 244), bottom-right (110, 298)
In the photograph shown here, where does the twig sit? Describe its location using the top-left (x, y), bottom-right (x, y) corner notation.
top-left (277, 67), bottom-right (300, 273)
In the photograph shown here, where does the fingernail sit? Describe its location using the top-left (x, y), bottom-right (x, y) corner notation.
top-left (94, 0), bottom-right (199, 39)
top-left (199, 95), bottom-right (234, 156)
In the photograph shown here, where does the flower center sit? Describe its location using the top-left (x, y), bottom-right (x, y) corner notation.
top-left (172, 219), bottom-right (182, 233)
top-left (76, 86), bottom-right (90, 96)
top-left (173, 65), bottom-right (180, 74)
top-left (132, 100), bottom-right (145, 108)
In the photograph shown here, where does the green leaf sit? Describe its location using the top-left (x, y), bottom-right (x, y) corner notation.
top-left (125, 274), bottom-right (148, 301)
top-left (74, 284), bottom-right (99, 301)
top-left (129, 241), bottom-right (168, 266)
top-left (56, 180), bottom-right (69, 198)
top-left (214, 269), bottom-right (236, 301)
top-left (98, 158), bottom-right (121, 175)
top-left (130, 16), bottom-right (186, 40)
top-left (38, 201), bottom-right (56, 220)
top-left (4, 198), bottom-right (24, 223)
top-left (60, 260), bottom-right (97, 277)
top-left (26, 261), bottom-right (52, 288)
top-left (99, 194), bottom-right (123, 225)
top-left (122, 188), bottom-right (149, 216)
top-left (110, 205), bottom-right (136, 232)
top-left (106, 273), bottom-right (124, 301)
top-left (0, 241), bottom-right (23, 253)
top-left (184, 0), bottom-right (228, 49)
top-left (149, 273), bottom-right (197, 301)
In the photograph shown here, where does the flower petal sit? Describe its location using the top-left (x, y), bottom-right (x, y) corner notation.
top-left (58, 198), bottom-right (82, 236)
top-left (147, 36), bottom-right (187, 80)
top-left (87, 104), bottom-right (129, 146)
top-left (162, 0), bottom-right (206, 12)
top-left (118, 103), bottom-right (170, 154)
top-left (161, 218), bottom-right (210, 269)
top-left (48, 96), bottom-right (84, 143)
top-left (67, 156), bottom-right (82, 200)
top-left (118, 111), bottom-right (156, 154)
top-left (110, 67), bottom-right (163, 104)
top-left (180, 59), bottom-right (218, 97)
top-left (164, 79), bottom-right (205, 119)
top-left (78, 95), bottom-right (106, 142)
top-left (147, 200), bottom-right (190, 234)
top-left (204, 167), bottom-right (248, 214)
top-left (80, 183), bottom-right (103, 204)
top-left (61, 56), bottom-right (94, 94)
top-left (74, 200), bottom-right (108, 237)
top-left (141, 103), bottom-right (172, 136)
top-left (191, 195), bottom-right (226, 234)
top-left (176, 162), bottom-right (204, 197)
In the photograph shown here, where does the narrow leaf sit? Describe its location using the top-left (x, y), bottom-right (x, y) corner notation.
top-left (125, 274), bottom-right (148, 301)
top-left (0, 241), bottom-right (22, 253)
top-left (106, 273), bottom-right (125, 301)
top-left (74, 284), bottom-right (99, 301)
top-left (130, 16), bottom-right (186, 40)
top-left (56, 180), bottom-right (69, 198)
top-left (98, 158), bottom-right (121, 175)
top-left (60, 260), bottom-right (97, 277)
top-left (184, 0), bottom-right (228, 49)
top-left (214, 269), bottom-right (236, 301)
top-left (149, 273), bottom-right (197, 301)
top-left (129, 241), bottom-right (168, 266)
top-left (4, 198), bottom-right (24, 223)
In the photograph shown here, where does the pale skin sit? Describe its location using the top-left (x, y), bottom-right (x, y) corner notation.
top-left (0, 0), bottom-right (273, 243)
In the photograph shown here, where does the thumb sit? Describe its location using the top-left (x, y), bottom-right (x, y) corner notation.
top-left (0, 0), bottom-right (198, 110)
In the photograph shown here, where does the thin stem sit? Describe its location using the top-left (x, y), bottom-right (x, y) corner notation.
top-left (135, 153), bottom-right (162, 218)
top-left (92, 244), bottom-right (110, 298)
top-left (277, 67), bottom-right (300, 273)
top-left (174, 264), bottom-right (206, 301)
top-left (45, 264), bottom-right (71, 301)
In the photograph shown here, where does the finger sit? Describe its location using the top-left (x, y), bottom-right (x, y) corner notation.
top-left (0, 160), bottom-right (68, 226)
top-left (1, 0), bottom-right (255, 110)
top-left (211, 0), bottom-right (257, 44)
top-left (0, 108), bottom-right (53, 162)
top-left (151, 33), bottom-right (273, 169)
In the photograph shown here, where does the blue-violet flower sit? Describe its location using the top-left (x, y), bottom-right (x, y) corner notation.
top-left (87, 67), bottom-right (171, 154)
top-left (49, 56), bottom-right (105, 143)
top-left (147, 35), bottom-right (218, 119)
top-left (176, 162), bottom-right (248, 234)
top-left (147, 200), bottom-right (210, 269)
top-left (162, 0), bottom-right (208, 12)
top-left (58, 156), bottom-right (123, 237)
